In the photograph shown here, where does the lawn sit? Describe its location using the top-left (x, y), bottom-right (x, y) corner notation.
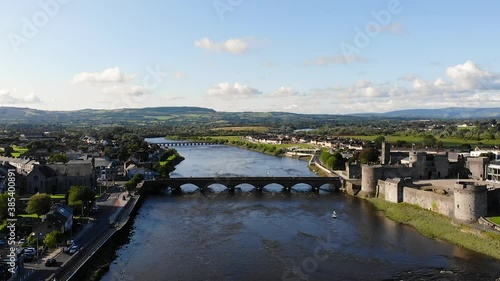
top-left (50, 194), bottom-right (66, 199)
top-left (490, 216), bottom-right (500, 225)
top-left (11, 146), bottom-right (28, 158)
top-left (18, 213), bottom-right (39, 218)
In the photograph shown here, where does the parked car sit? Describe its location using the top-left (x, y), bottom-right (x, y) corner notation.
top-left (45, 258), bottom-right (56, 267)
top-left (24, 248), bottom-right (36, 255)
top-left (0, 239), bottom-right (6, 245)
top-left (68, 245), bottom-right (79, 254)
top-left (18, 239), bottom-right (26, 245)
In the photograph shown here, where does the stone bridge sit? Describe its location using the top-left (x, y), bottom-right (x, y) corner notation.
top-left (156, 142), bottom-right (220, 147)
top-left (139, 176), bottom-right (341, 194)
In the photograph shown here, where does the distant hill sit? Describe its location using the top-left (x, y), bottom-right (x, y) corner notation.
top-left (0, 106), bottom-right (497, 125)
top-left (348, 107), bottom-right (500, 119)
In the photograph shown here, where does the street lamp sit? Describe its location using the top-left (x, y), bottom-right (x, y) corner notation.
top-left (32, 232), bottom-right (42, 261)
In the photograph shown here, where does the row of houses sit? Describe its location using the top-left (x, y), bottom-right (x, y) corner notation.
top-left (245, 135), bottom-right (366, 150)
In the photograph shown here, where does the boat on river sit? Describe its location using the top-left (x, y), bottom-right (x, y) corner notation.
top-left (332, 211), bottom-right (337, 219)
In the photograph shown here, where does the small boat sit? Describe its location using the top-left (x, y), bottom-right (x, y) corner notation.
top-left (332, 211), bottom-right (337, 219)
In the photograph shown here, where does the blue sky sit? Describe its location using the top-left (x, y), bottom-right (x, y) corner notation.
top-left (1, 0), bottom-right (500, 114)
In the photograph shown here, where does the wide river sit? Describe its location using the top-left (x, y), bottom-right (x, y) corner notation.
top-left (101, 138), bottom-right (500, 281)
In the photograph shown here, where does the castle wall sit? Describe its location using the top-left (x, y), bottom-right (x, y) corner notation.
top-left (377, 180), bottom-right (386, 198)
top-left (434, 154), bottom-right (449, 178)
top-left (385, 179), bottom-right (403, 203)
top-left (403, 187), bottom-right (454, 217)
top-left (466, 157), bottom-right (489, 180)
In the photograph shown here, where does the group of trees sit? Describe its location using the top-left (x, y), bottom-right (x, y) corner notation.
top-left (319, 151), bottom-right (345, 170)
top-left (124, 173), bottom-right (145, 194)
top-left (154, 149), bottom-right (185, 179)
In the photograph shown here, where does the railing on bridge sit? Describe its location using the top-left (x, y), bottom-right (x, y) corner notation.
top-left (156, 142), bottom-right (221, 147)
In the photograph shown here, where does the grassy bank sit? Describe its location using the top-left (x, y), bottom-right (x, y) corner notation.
top-left (367, 197), bottom-right (500, 260)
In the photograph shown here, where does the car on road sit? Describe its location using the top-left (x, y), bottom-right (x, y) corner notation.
top-left (45, 258), bottom-right (56, 266)
top-left (0, 239), bottom-right (6, 245)
top-left (68, 245), bottom-right (79, 254)
top-left (18, 238), bottom-right (26, 245)
top-left (24, 247), bottom-right (36, 255)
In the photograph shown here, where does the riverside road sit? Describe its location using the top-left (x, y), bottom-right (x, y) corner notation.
top-left (19, 185), bottom-right (128, 281)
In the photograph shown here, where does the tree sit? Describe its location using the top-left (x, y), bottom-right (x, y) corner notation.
top-left (359, 148), bottom-right (379, 164)
top-left (26, 193), bottom-right (52, 218)
top-left (48, 153), bottom-right (69, 163)
top-left (43, 230), bottom-right (60, 249)
top-left (373, 136), bottom-right (386, 147)
top-left (68, 186), bottom-right (95, 216)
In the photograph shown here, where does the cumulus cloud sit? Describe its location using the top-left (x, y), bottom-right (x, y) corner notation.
top-left (101, 85), bottom-right (149, 96)
top-left (304, 54), bottom-right (368, 66)
top-left (410, 60), bottom-right (500, 96)
top-left (72, 67), bottom-right (135, 84)
top-left (0, 89), bottom-right (42, 104)
top-left (445, 60), bottom-right (500, 91)
top-left (269, 86), bottom-right (300, 97)
top-left (194, 37), bottom-right (249, 54)
top-left (207, 82), bottom-right (262, 98)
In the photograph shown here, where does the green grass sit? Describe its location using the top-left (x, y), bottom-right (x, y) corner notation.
top-left (11, 146), bottom-right (28, 158)
top-left (490, 216), bottom-right (500, 225)
top-left (18, 214), bottom-right (39, 218)
top-left (50, 194), bottom-right (66, 199)
top-left (341, 135), bottom-right (500, 146)
top-left (210, 126), bottom-right (269, 132)
top-left (210, 136), bottom-right (316, 149)
top-left (368, 197), bottom-right (500, 259)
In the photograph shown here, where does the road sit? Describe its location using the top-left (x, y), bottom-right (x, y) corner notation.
top-left (18, 186), bottom-right (126, 281)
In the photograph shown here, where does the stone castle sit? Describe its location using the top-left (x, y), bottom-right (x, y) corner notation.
top-left (347, 143), bottom-right (499, 223)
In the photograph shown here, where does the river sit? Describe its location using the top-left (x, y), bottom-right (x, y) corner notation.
top-left (100, 138), bottom-right (500, 281)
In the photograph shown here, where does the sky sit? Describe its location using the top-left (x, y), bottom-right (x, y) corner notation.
top-left (1, 0), bottom-right (500, 114)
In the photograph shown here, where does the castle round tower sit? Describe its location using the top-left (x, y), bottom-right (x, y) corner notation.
top-left (454, 182), bottom-right (487, 222)
top-left (360, 165), bottom-right (384, 197)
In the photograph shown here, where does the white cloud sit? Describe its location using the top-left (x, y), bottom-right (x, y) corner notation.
top-left (269, 86), bottom-right (300, 97)
top-left (304, 54), bottom-right (368, 66)
top-left (72, 67), bottom-right (135, 84)
top-left (194, 37), bottom-right (249, 54)
top-left (207, 82), bottom-right (262, 98)
top-left (101, 85), bottom-right (149, 96)
top-left (174, 71), bottom-right (185, 79)
top-left (0, 89), bottom-right (42, 104)
top-left (445, 60), bottom-right (500, 91)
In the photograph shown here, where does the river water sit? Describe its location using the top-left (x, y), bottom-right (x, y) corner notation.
top-left (101, 138), bottom-right (500, 281)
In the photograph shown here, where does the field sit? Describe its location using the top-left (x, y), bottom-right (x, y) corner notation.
top-left (368, 198), bottom-right (500, 259)
top-left (210, 126), bottom-right (269, 132)
top-left (340, 135), bottom-right (500, 146)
